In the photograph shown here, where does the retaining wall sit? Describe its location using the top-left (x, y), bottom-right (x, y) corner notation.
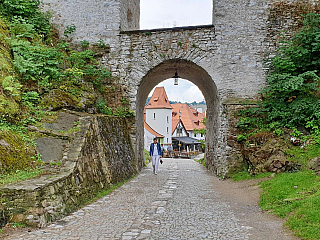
top-left (0, 115), bottom-right (137, 227)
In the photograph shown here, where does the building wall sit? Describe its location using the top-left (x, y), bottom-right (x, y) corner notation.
top-left (172, 122), bottom-right (188, 138)
top-left (190, 104), bottom-right (207, 115)
top-left (144, 128), bottom-right (156, 151)
top-left (188, 131), bottom-right (205, 141)
top-left (145, 108), bottom-right (172, 145)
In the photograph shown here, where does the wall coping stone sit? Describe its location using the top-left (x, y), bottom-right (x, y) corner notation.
top-left (120, 24), bottom-right (214, 34)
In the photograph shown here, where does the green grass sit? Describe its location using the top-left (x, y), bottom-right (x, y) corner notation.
top-left (0, 168), bottom-right (42, 186)
top-left (260, 170), bottom-right (320, 240)
top-left (49, 161), bottom-right (62, 166)
top-left (286, 144), bottom-right (320, 168)
top-left (11, 222), bottom-right (27, 228)
top-left (194, 158), bottom-right (206, 167)
top-left (144, 149), bottom-right (150, 166)
top-left (232, 171), bottom-right (273, 181)
top-left (87, 177), bottom-right (134, 204)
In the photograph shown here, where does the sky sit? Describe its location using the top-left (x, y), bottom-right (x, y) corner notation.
top-left (140, 0), bottom-right (212, 30)
top-left (140, 0), bottom-right (212, 102)
top-left (148, 79), bottom-right (205, 103)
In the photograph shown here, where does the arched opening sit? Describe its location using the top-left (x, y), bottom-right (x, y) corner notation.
top-left (145, 79), bottom-right (206, 155)
top-left (136, 59), bottom-right (219, 170)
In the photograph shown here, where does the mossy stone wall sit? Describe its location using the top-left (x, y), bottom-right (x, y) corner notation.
top-left (0, 114), bottom-right (137, 227)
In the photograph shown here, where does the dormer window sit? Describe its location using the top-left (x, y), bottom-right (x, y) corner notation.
top-left (172, 112), bottom-right (177, 117)
top-left (194, 120), bottom-right (200, 126)
top-left (193, 112), bottom-right (198, 117)
top-left (154, 97), bottom-right (158, 102)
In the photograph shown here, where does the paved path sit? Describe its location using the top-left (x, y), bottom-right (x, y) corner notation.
top-left (5, 158), bottom-right (297, 240)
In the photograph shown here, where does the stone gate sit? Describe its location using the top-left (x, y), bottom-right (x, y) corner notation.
top-left (42, 0), bottom-right (314, 175)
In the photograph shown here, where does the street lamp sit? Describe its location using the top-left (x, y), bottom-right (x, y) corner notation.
top-left (173, 71), bottom-right (180, 85)
top-left (178, 110), bottom-right (181, 157)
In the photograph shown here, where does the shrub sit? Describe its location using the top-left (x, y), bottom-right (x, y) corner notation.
top-left (237, 13), bottom-right (320, 141)
top-left (0, 0), bottom-right (51, 35)
top-left (96, 99), bottom-right (112, 115)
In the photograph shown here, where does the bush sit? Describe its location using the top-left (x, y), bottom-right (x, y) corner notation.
top-left (237, 13), bottom-right (320, 142)
top-left (0, 0), bottom-right (51, 35)
top-left (261, 13), bottom-right (320, 131)
top-left (96, 99), bottom-right (112, 115)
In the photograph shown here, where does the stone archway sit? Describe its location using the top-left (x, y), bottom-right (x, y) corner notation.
top-left (136, 59), bottom-right (220, 171)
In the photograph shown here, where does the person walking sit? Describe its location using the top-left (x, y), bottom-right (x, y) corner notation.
top-left (149, 138), bottom-right (163, 175)
top-left (167, 144), bottom-right (173, 158)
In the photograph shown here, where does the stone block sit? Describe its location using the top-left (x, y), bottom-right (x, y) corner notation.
top-left (10, 214), bottom-right (25, 223)
top-left (315, 156), bottom-right (320, 175)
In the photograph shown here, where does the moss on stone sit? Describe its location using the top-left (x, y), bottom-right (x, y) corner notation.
top-left (0, 95), bottom-right (20, 118)
top-left (0, 17), bottom-right (12, 82)
top-left (0, 130), bottom-right (37, 173)
top-left (40, 89), bottom-right (81, 111)
top-left (0, 17), bottom-right (21, 120)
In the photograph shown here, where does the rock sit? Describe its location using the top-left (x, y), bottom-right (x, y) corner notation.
top-left (27, 125), bottom-right (39, 132)
top-left (40, 89), bottom-right (82, 111)
top-left (10, 214), bottom-right (25, 223)
top-left (273, 160), bottom-right (283, 168)
top-left (0, 204), bottom-right (9, 228)
top-left (241, 138), bottom-right (301, 174)
top-left (314, 155), bottom-right (320, 175)
top-left (297, 126), bottom-right (310, 135)
top-left (35, 137), bottom-right (68, 163)
top-left (0, 139), bottom-right (10, 148)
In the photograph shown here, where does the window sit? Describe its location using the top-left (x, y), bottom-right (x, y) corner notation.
top-left (201, 133), bottom-right (204, 137)
top-left (167, 138), bottom-right (168, 143)
top-left (177, 128), bottom-right (182, 134)
top-left (167, 127), bottom-right (169, 133)
top-left (153, 113), bottom-right (156, 119)
top-left (167, 116), bottom-right (169, 123)
top-left (194, 133), bottom-right (197, 137)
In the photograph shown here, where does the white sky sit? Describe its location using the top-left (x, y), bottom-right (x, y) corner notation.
top-left (140, 0), bottom-right (213, 29)
top-left (141, 0), bottom-right (212, 103)
top-left (149, 79), bottom-right (205, 103)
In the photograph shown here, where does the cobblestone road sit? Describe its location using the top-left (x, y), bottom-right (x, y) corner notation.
top-left (6, 158), bottom-right (297, 240)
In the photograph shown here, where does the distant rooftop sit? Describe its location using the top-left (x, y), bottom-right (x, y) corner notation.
top-left (145, 87), bottom-right (173, 109)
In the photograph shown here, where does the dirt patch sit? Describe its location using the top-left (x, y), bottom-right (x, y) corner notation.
top-left (213, 177), bottom-right (265, 205)
top-left (210, 175), bottom-right (300, 240)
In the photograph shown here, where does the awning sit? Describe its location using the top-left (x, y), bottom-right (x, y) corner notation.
top-left (172, 137), bottom-right (200, 144)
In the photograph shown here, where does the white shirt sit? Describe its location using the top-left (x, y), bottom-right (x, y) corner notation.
top-left (153, 144), bottom-right (158, 156)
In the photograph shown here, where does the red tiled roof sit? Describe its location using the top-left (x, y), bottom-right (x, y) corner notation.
top-left (144, 121), bottom-right (164, 138)
top-left (145, 87), bottom-right (173, 109)
top-left (171, 103), bottom-right (206, 131)
top-left (172, 119), bottom-right (179, 133)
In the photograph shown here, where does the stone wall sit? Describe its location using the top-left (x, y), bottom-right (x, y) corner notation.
top-left (0, 115), bottom-right (137, 227)
top-left (40, 0), bottom-right (318, 176)
top-left (42, 0), bottom-right (120, 44)
top-left (215, 100), bottom-right (257, 177)
top-left (120, 0), bottom-right (140, 31)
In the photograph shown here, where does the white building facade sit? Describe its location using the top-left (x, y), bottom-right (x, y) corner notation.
top-left (145, 108), bottom-right (172, 147)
